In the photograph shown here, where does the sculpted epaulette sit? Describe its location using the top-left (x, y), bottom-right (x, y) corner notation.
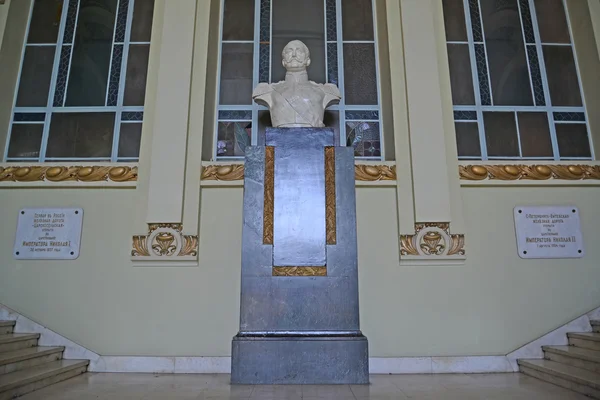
top-left (252, 82), bottom-right (273, 97)
top-left (322, 83), bottom-right (341, 98)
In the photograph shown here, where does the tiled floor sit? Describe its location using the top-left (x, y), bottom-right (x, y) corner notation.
top-left (19, 372), bottom-right (588, 399)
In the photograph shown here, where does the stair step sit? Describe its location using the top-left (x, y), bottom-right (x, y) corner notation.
top-left (569, 332), bottom-right (600, 351)
top-left (519, 359), bottom-right (600, 399)
top-left (544, 345), bottom-right (600, 373)
top-left (0, 323), bottom-right (15, 336)
top-left (0, 334), bottom-right (39, 353)
top-left (0, 347), bottom-right (64, 375)
top-left (0, 359), bottom-right (88, 400)
top-left (592, 320), bottom-right (600, 333)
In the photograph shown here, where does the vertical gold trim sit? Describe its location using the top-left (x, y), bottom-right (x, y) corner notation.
top-left (325, 147), bottom-right (336, 244)
top-left (263, 146), bottom-right (275, 244)
top-left (272, 266), bottom-right (328, 277)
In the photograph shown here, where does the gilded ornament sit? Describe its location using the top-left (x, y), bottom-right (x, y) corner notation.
top-left (131, 223), bottom-right (198, 258)
top-left (272, 266), bottom-right (327, 277)
top-left (400, 223), bottom-right (465, 257)
top-left (0, 165), bottom-right (137, 183)
top-left (459, 164), bottom-right (600, 181)
top-left (263, 147), bottom-right (275, 244)
top-left (201, 164), bottom-right (245, 181)
top-left (325, 147), bottom-right (336, 244)
top-left (200, 163), bottom-right (399, 182)
top-left (354, 164), bottom-right (396, 181)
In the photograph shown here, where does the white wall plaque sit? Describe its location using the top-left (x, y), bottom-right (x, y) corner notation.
top-left (514, 206), bottom-right (584, 259)
top-left (14, 208), bottom-right (83, 260)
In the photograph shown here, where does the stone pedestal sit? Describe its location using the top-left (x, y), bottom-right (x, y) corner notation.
top-left (231, 128), bottom-right (368, 384)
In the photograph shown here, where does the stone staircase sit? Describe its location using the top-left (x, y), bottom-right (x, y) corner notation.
top-left (0, 320), bottom-right (88, 399)
top-left (519, 319), bottom-right (600, 398)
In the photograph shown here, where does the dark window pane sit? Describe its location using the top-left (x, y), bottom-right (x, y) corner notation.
top-left (123, 44), bottom-right (150, 106)
top-left (533, 0), bottom-right (571, 44)
top-left (222, 0), bottom-right (255, 41)
top-left (324, 110), bottom-right (340, 146)
top-left (342, 0), bottom-right (374, 41)
top-left (65, 0), bottom-right (118, 106)
top-left (118, 123), bottom-right (142, 158)
top-left (455, 122), bottom-right (481, 157)
top-left (27, 0), bottom-right (63, 43)
top-left (517, 112), bottom-right (553, 157)
top-left (480, 0), bottom-right (533, 105)
top-left (46, 113), bottom-right (115, 158)
top-left (16, 46), bottom-right (56, 107)
top-left (219, 43), bottom-right (254, 105)
top-left (272, 0), bottom-right (325, 84)
top-left (131, 0), bottom-right (155, 42)
top-left (483, 112), bottom-right (519, 157)
top-left (343, 43), bottom-right (377, 105)
top-left (7, 124), bottom-right (43, 158)
top-left (556, 124), bottom-right (591, 158)
top-left (447, 44), bottom-right (475, 105)
top-left (543, 45), bottom-right (582, 107)
top-left (217, 121), bottom-right (251, 157)
top-left (442, 0), bottom-right (468, 42)
top-left (346, 121), bottom-right (380, 157)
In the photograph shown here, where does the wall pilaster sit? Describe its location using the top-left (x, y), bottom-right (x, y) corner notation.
top-left (397, 0), bottom-right (465, 261)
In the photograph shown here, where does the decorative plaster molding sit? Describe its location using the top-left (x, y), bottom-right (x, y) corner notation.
top-left (272, 266), bottom-right (328, 277)
top-left (460, 164), bottom-right (600, 181)
top-left (132, 223), bottom-right (198, 259)
top-left (354, 164), bottom-right (396, 181)
top-left (0, 165), bottom-right (137, 183)
top-left (200, 164), bottom-right (244, 181)
top-left (200, 164), bottom-right (397, 182)
top-left (400, 223), bottom-right (465, 257)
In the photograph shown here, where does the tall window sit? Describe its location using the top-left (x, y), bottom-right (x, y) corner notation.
top-left (443, 0), bottom-right (592, 160)
top-left (215, 0), bottom-right (382, 160)
top-left (5, 0), bottom-right (154, 162)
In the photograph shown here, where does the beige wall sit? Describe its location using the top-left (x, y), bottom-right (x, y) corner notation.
top-left (0, 186), bottom-right (599, 357)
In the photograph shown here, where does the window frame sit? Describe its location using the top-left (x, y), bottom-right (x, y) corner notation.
top-left (213, 0), bottom-right (384, 161)
top-left (448, 0), bottom-right (594, 161)
top-left (4, 0), bottom-right (149, 163)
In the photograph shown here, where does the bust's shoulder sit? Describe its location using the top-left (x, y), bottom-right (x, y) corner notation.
top-left (252, 82), bottom-right (274, 97)
top-left (320, 82), bottom-right (341, 98)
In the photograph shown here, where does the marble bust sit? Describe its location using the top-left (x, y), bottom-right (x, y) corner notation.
top-left (252, 40), bottom-right (341, 128)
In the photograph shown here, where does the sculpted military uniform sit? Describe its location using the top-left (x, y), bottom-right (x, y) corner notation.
top-left (253, 40), bottom-right (341, 128)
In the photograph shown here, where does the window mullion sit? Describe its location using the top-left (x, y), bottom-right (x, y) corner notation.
top-left (111, 0), bottom-right (136, 162)
top-left (463, 0), bottom-right (487, 160)
top-left (528, 0), bottom-right (560, 160)
top-left (335, 0), bottom-right (346, 146)
top-left (251, 0), bottom-right (261, 147)
top-left (39, 0), bottom-right (75, 162)
top-left (3, 2), bottom-right (36, 162)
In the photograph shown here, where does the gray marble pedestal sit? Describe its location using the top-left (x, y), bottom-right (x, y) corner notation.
top-left (231, 128), bottom-right (369, 384)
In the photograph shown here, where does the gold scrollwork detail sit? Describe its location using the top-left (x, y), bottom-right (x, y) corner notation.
top-left (272, 266), bottom-right (328, 277)
top-left (131, 223), bottom-right (198, 258)
top-left (0, 166), bottom-right (137, 183)
top-left (201, 164), bottom-right (245, 181)
top-left (400, 223), bottom-right (465, 257)
top-left (200, 164), bottom-right (398, 182)
top-left (354, 164), bottom-right (396, 181)
top-left (459, 164), bottom-right (600, 181)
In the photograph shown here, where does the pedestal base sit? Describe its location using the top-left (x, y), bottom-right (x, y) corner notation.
top-left (231, 333), bottom-right (369, 384)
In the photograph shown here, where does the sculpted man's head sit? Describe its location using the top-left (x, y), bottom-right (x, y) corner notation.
top-left (282, 40), bottom-right (311, 72)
